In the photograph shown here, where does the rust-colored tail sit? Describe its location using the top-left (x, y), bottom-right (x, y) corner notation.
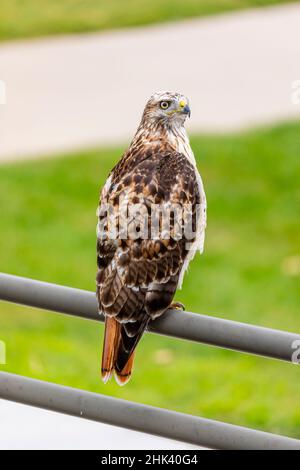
top-left (101, 316), bottom-right (149, 386)
top-left (101, 317), bottom-right (120, 383)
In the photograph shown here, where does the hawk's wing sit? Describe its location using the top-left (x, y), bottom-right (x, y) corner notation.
top-left (97, 150), bottom-right (204, 384)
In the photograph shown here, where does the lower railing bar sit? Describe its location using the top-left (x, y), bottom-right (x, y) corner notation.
top-left (0, 272), bottom-right (300, 363)
top-left (0, 372), bottom-right (299, 450)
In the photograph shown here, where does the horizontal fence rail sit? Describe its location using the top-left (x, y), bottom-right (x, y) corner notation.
top-left (1, 272), bottom-right (300, 449)
top-left (0, 372), bottom-right (300, 450)
top-left (0, 273), bottom-right (300, 363)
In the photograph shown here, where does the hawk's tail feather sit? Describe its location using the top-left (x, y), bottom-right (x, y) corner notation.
top-left (101, 316), bottom-right (120, 383)
top-left (115, 316), bottom-right (149, 370)
top-left (101, 315), bottom-right (149, 385)
top-left (114, 351), bottom-right (136, 386)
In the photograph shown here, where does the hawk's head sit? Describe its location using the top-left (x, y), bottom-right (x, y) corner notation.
top-left (142, 91), bottom-right (191, 127)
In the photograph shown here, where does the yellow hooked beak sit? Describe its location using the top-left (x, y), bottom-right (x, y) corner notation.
top-left (178, 99), bottom-right (191, 117)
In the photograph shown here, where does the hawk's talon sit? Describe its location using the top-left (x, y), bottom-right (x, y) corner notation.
top-left (170, 301), bottom-right (185, 311)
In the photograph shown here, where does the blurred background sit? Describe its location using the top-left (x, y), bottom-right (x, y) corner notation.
top-left (0, 0), bottom-right (300, 447)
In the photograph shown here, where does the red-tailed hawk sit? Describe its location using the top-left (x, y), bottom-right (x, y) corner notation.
top-left (96, 91), bottom-right (206, 385)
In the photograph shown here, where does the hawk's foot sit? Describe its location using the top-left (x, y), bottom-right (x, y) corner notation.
top-left (169, 301), bottom-right (185, 311)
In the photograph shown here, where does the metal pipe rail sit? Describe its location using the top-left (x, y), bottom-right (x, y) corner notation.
top-left (0, 272), bottom-right (299, 363)
top-left (1, 272), bottom-right (300, 449)
top-left (0, 372), bottom-right (299, 450)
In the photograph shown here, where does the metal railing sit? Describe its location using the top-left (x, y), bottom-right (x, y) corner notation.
top-left (0, 272), bottom-right (300, 450)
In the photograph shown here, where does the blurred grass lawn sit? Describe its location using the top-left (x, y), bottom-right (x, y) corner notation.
top-left (1, 122), bottom-right (300, 438)
top-left (0, 0), bottom-right (297, 41)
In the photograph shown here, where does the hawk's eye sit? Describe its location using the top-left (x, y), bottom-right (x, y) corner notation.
top-left (160, 101), bottom-right (170, 110)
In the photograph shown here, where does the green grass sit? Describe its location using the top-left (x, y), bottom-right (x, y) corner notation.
top-left (1, 121), bottom-right (300, 439)
top-left (0, 0), bottom-right (297, 41)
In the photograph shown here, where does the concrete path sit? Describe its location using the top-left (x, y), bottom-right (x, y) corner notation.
top-left (0, 3), bottom-right (300, 162)
top-left (0, 399), bottom-right (199, 450)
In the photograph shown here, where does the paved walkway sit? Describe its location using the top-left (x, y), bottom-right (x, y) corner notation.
top-left (0, 3), bottom-right (300, 162)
